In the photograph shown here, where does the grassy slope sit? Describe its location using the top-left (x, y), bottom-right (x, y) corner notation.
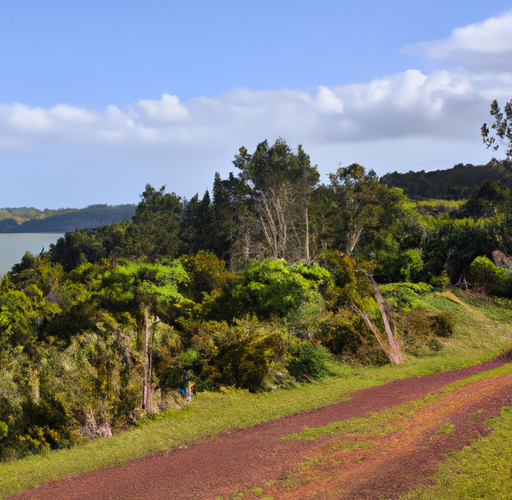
top-left (1, 291), bottom-right (512, 499)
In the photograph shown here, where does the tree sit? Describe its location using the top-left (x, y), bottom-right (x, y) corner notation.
top-left (49, 229), bottom-right (105, 272)
top-left (422, 217), bottom-right (510, 283)
top-left (125, 185), bottom-right (184, 262)
top-left (324, 251), bottom-right (404, 364)
top-left (233, 139), bottom-right (319, 262)
top-left (323, 164), bottom-right (409, 262)
top-left (209, 173), bottom-right (236, 263)
top-left (181, 191), bottom-right (213, 254)
top-left (457, 179), bottom-right (511, 219)
top-left (101, 261), bottom-right (190, 410)
top-left (482, 99), bottom-right (512, 160)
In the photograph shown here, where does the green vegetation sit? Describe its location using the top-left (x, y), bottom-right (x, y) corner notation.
top-left (436, 422), bottom-right (454, 434)
top-left (381, 162), bottom-right (512, 200)
top-left (1, 292), bottom-right (512, 498)
top-left (2, 131), bottom-right (512, 497)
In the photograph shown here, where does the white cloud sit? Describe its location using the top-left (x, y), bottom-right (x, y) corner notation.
top-left (403, 11), bottom-right (512, 74)
top-left (315, 86), bottom-right (344, 114)
top-left (3, 12), bottom-right (512, 207)
top-left (0, 68), bottom-right (499, 154)
top-left (137, 93), bottom-right (190, 122)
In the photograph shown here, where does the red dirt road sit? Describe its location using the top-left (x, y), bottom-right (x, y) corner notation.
top-left (10, 359), bottom-right (512, 500)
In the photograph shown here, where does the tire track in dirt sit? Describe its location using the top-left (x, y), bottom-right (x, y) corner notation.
top-left (9, 359), bottom-right (510, 500)
top-left (271, 369), bottom-right (512, 500)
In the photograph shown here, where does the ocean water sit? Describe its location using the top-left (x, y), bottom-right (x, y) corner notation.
top-left (0, 233), bottom-right (63, 276)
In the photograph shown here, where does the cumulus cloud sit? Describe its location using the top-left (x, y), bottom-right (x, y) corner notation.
top-left (3, 12), bottom-right (512, 207)
top-left (0, 69), bottom-right (500, 154)
top-left (137, 93), bottom-right (190, 122)
top-left (403, 11), bottom-right (512, 74)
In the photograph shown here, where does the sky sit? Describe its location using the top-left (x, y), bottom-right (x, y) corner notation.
top-left (2, 1), bottom-right (512, 209)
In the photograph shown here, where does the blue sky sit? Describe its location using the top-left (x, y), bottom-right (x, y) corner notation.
top-left (2, 1), bottom-right (512, 208)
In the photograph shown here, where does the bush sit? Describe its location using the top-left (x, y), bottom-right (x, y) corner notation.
top-left (197, 318), bottom-right (293, 392)
top-left (430, 272), bottom-right (450, 290)
top-left (398, 307), bottom-right (455, 356)
top-left (469, 256), bottom-right (512, 296)
top-left (431, 311), bottom-right (456, 338)
top-left (287, 342), bottom-right (333, 382)
top-left (399, 307), bottom-right (435, 357)
top-left (380, 282), bottom-right (432, 311)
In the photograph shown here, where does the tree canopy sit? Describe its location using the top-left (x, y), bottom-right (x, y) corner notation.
top-left (3, 135), bottom-right (512, 461)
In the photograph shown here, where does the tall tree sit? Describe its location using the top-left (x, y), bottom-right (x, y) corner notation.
top-left (323, 164), bottom-right (408, 263)
top-left (233, 139), bottom-right (319, 261)
top-left (125, 185), bottom-right (184, 262)
top-left (181, 191), bottom-right (213, 254)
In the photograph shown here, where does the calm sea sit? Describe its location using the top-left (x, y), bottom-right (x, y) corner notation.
top-left (0, 233), bottom-right (63, 276)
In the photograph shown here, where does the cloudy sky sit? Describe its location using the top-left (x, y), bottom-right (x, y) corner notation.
top-left (2, 1), bottom-right (512, 208)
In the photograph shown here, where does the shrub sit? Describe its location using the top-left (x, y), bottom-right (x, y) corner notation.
top-left (398, 307), bottom-right (454, 356)
top-left (287, 342), bottom-right (333, 382)
top-left (0, 421), bottom-right (8, 439)
top-left (430, 272), bottom-right (450, 290)
top-left (469, 256), bottom-right (512, 296)
top-left (198, 318), bottom-right (293, 392)
top-left (431, 312), bottom-right (456, 338)
top-left (380, 282), bottom-right (431, 311)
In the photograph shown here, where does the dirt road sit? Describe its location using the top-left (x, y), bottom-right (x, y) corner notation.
top-left (10, 359), bottom-right (512, 500)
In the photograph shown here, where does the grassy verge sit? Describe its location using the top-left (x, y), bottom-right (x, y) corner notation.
top-left (401, 405), bottom-right (512, 500)
top-left (284, 363), bottom-right (512, 442)
top-left (211, 364), bottom-right (512, 500)
top-left (1, 292), bottom-right (512, 499)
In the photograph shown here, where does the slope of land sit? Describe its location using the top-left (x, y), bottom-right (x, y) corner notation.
top-left (7, 360), bottom-right (512, 500)
top-left (380, 161), bottom-right (512, 199)
top-left (0, 205), bottom-right (135, 233)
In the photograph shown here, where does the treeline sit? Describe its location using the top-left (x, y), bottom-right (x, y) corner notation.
top-left (1, 138), bottom-right (512, 461)
top-left (381, 161), bottom-right (512, 200)
top-left (0, 205), bottom-right (135, 233)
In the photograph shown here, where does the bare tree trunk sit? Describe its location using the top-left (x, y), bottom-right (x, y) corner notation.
top-left (351, 277), bottom-right (404, 365)
top-left (347, 226), bottom-right (363, 257)
top-left (245, 182), bottom-right (307, 261)
top-left (351, 305), bottom-right (393, 360)
top-left (371, 278), bottom-right (404, 364)
top-left (258, 192), bottom-right (279, 259)
top-left (142, 304), bottom-right (151, 411)
top-left (305, 205), bottom-right (310, 262)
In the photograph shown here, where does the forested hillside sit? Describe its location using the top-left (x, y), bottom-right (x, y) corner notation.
top-left (2, 138), bottom-right (512, 462)
top-left (0, 204), bottom-right (135, 233)
top-left (380, 160), bottom-right (512, 199)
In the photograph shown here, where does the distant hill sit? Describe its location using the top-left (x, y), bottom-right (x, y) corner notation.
top-left (0, 204), bottom-right (135, 233)
top-left (380, 161), bottom-right (512, 199)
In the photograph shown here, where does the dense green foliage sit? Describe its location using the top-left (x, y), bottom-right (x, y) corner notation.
top-left (381, 161), bottom-right (512, 200)
top-left (2, 138), bottom-right (512, 463)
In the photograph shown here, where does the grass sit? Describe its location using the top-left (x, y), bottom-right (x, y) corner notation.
top-left (283, 395), bottom-right (436, 442)
top-left (1, 291), bottom-right (512, 499)
top-left (216, 363), bottom-right (512, 500)
top-left (401, 406), bottom-right (512, 500)
top-left (436, 423), bottom-right (454, 435)
top-left (415, 199), bottom-right (463, 208)
top-left (284, 363), bottom-right (512, 443)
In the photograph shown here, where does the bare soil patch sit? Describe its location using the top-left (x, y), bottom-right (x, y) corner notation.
top-left (9, 359), bottom-right (511, 500)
